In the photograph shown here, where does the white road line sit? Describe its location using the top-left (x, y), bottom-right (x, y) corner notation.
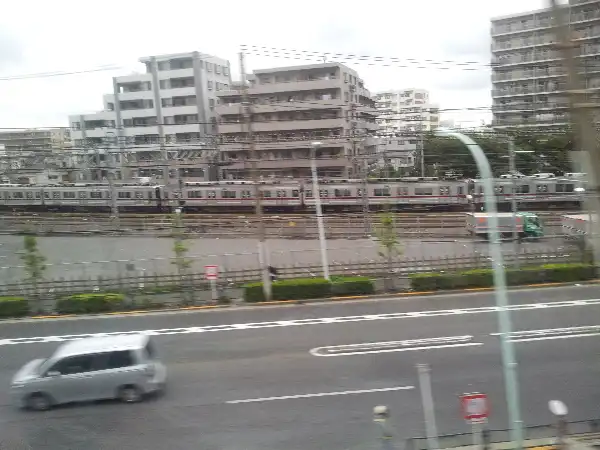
top-left (1, 298), bottom-right (600, 348)
top-left (310, 342), bottom-right (483, 357)
top-left (490, 325), bottom-right (600, 343)
top-left (510, 332), bottom-right (600, 343)
top-left (226, 386), bottom-right (415, 404)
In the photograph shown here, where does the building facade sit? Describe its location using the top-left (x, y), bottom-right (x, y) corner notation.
top-left (215, 62), bottom-right (379, 179)
top-left (0, 128), bottom-right (71, 153)
top-left (68, 51), bottom-right (231, 181)
top-left (373, 89), bottom-right (440, 135)
top-left (491, 0), bottom-right (600, 129)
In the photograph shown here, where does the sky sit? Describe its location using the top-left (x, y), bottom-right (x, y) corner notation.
top-left (0, 0), bottom-right (559, 130)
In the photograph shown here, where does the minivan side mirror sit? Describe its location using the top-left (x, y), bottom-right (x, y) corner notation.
top-left (46, 370), bottom-right (61, 377)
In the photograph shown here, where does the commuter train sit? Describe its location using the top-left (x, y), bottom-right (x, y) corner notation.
top-left (0, 176), bottom-right (585, 213)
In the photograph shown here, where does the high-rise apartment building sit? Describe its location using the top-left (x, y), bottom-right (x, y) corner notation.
top-left (491, 0), bottom-right (600, 129)
top-left (0, 128), bottom-right (71, 153)
top-left (373, 89), bottom-right (440, 134)
top-left (68, 51), bottom-right (231, 180)
top-left (215, 62), bottom-right (378, 179)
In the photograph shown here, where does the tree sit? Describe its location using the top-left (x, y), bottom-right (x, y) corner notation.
top-left (375, 209), bottom-right (403, 291)
top-left (21, 235), bottom-right (46, 311)
top-left (170, 211), bottom-right (194, 303)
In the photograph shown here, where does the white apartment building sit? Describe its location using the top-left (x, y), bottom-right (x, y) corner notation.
top-left (216, 62), bottom-right (379, 179)
top-left (68, 51), bottom-right (231, 180)
top-left (373, 89), bottom-right (440, 134)
top-left (491, 0), bottom-right (600, 129)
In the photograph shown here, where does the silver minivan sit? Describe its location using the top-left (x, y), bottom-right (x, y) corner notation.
top-left (10, 334), bottom-right (167, 411)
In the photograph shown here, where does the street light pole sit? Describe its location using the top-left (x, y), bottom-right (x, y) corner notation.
top-left (435, 129), bottom-right (523, 450)
top-left (311, 141), bottom-right (330, 280)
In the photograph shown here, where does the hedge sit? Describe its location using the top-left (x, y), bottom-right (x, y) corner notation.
top-left (0, 296), bottom-right (29, 318)
top-left (409, 263), bottom-right (596, 291)
top-left (56, 293), bottom-right (126, 314)
top-left (243, 276), bottom-right (374, 302)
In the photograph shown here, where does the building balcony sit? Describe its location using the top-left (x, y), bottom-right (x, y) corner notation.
top-left (120, 108), bottom-right (157, 119)
top-left (215, 98), bottom-right (345, 116)
top-left (117, 90), bottom-right (154, 101)
top-left (156, 68), bottom-right (195, 80)
top-left (492, 116), bottom-right (569, 127)
top-left (162, 105), bottom-right (198, 116)
top-left (571, 9), bottom-right (600, 25)
top-left (218, 118), bottom-right (346, 134)
top-left (163, 123), bottom-right (203, 134)
top-left (115, 73), bottom-right (153, 84)
top-left (159, 86), bottom-right (196, 98)
top-left (221, 157), bottom-right (352, 171)
top-left (248, 78), bottom-right (341, 95)
top-left (219, 137), bottom-right (347, 153)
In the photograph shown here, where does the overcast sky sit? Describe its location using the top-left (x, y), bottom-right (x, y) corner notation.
top-left (0, 0), bottom-right (560, 130)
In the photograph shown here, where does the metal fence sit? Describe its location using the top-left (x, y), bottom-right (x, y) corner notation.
top-left (406, 418), bottom-right (600, 450)
top-left (0, 249), bottom-right (582, 301)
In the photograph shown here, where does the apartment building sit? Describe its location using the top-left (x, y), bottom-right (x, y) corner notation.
top-left (68, 51), bottom-right (231, 180)
top-left (0, 128), bottom-right (71, 153)
top-left (491, 0), bottom-right (600, 129)
top-left (215, 62), bottom-right (378, 179)
top-left (373, 89), bottom-right (440, 134)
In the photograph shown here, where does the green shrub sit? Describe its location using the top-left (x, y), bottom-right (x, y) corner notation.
top-left (56, 293), bottom-right (125, 314)
top-left (243, 278), bottom-right (332, 302)
top-left (409, 263), bottom-right (596, 291)
top-left (330, 276), bottom-right (375, 296)
top-left (0, 296), bottom-right (28, 318)
top-left (541, 263), bottom-right (595, 282)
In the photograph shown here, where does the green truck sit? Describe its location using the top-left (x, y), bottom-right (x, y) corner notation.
top-left (466, 212), bottom-right (544, 239)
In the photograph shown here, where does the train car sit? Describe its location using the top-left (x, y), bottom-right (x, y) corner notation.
top-left (181, 180), bottom-right (303, 213)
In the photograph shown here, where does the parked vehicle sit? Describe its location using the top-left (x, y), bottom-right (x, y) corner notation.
top-left (10, 334), bottom-right (167, 411)
top-left (466, 212), bottom-right (544, 239)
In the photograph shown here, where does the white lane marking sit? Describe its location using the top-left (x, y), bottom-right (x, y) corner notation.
top-left (1, 298), bottom-right (600, 348)
top-left (491, 325), bottom-right (600, 343)
top-left (226, 386), bottom-right (415, 404)
top-left (311, 342), bottom-right (483, 357)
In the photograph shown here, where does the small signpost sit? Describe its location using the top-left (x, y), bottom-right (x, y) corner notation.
top-left (461, 393), bottom-right (489, 450)
top-left (204, 265), bottom-right (218, 302)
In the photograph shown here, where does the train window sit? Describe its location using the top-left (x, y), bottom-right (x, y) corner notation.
top-left (79, 191), bottom-right (87, 199)
top-left (52, 192), bottom-right (61, 199)
top-left (222, 190), bottom-right (237, 199)
top-left (565, 184), bottom-right (574, 192)
top-left (319, 189), bottom-right (329, 198)
top-left (439, 186), bottom-right (450, 195)
top-left (374, 187), bottom-right (391, 197)
top-left (536, 184), bottom-right (548, 192)
top-left (494, 186), bottom-right (504, 194)
top-left (26, 192), bottom-right (33, 199)
top-left (292, 189), bottom-right (299, 198)
top-left (187, 190), bottom-right (202, 199)
top-left (12, 192), bottom-right (24, 199)
top-left (135, 192), bottom-right (144, 199)
top-left (276, 190), bottom-right (286, 198)
top-left (148, 191), bottom-right (153, 200)
top-left (241, 190), bottom-right (252, 198)
top-left (63, 192), bottom-right (76, 199)
top-left (415, 187), bottom-right (433, 196)
top-left (35, 192), bottom-right (41, 199)
top-left (397, 187), bottom-right (409, 196)
top-left (357, 188), bottom-right (364, 197)
top-left (305, 189), bottom-right (313, 198)
top-left (262, 191), bottom-right (272, 198)
top-left (458, 186), bottom-right (464, 195)
top-left (517, 185), bottom-right (530, 194)
top-left (207, 190), bottom-right (216, 199)
top-left (90, 192), bottom-right (102, 199)
top-left (44, 192), bottom-right (50, 199)
top-left (118, 192), bottom-right (131, 199)
top-left (106, 191), bottom-right (111, 199)
top-left (334, 189), bottom-right (351, 197)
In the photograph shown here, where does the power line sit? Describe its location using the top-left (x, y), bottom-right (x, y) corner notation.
top-left (0, 65), bottom-right (124, 81)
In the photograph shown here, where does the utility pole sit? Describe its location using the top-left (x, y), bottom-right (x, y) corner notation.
top-left (239, 52), bottom-right (272, 300)
top-left (361, 156), bottom-right (371, 235)
top-left (549, 0), bottom-right (600, 266)
top-left (419, 120), bottom-right (425, 177)
top-left (508, 138), bottom-right (520, 268)
top-left (105, 134), bottom-right (120, 230)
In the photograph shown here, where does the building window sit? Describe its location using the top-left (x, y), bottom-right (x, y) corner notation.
top-left (223, 67), bottom-right (229, 76)
top-left (207, 81), bottom-right (213, 90)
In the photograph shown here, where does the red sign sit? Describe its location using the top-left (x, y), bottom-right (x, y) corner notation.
top-left (204, 265), bottom-right (219, 280)
top-left (460, 393), bottom-right (489, 422)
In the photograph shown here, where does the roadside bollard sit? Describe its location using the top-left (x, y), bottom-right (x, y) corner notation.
top-left (373, 405), bottom-right (396, 450)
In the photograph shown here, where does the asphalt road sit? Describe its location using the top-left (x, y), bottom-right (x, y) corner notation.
top-left (0, 285), bottom-right (598, 450)
top-left (0, 235), bottom-right (572, 282)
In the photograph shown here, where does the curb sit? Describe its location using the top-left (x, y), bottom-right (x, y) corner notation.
top-left (11, 278), bottom-right (599, 323)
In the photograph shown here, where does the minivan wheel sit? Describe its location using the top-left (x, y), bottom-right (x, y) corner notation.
top-left (27, 393), bottom-right (52, 411)
top-left (118, 385), bottom-right (143, 403)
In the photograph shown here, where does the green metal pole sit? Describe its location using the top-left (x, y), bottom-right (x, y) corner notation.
top-left (435, 130), bottom-right (523, 450)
